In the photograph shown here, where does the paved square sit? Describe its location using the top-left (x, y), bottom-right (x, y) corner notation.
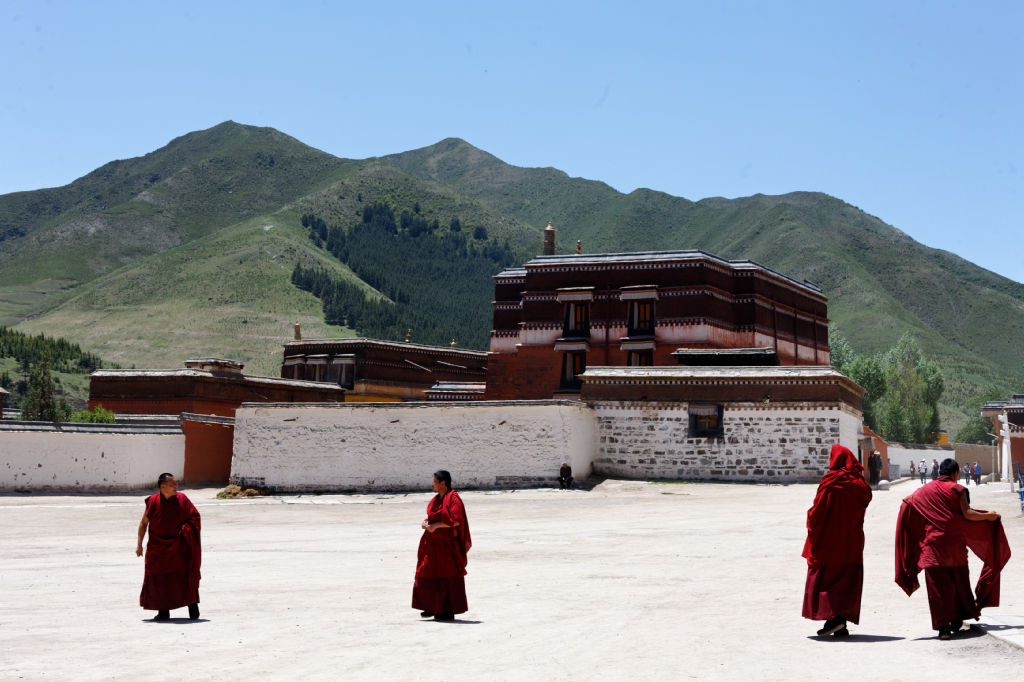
top-left (2, 477), bottom-right (1022, 680)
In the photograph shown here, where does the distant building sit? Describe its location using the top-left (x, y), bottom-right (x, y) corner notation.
top-left (982, 394), bottom-right (1024, 481)
top-left (90, 358), bottom-right (343, 417)
top-left (88, 358), bottom-right (343, 484)
top-left (487, 247), bottom-right (830, 400)
top-left (280, 337), bottom-right (488, 402)
top-left (0, 386), bottom-right (8, 417)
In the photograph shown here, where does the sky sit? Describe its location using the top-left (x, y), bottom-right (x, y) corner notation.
top-left (3, 1), bottom-right (1022, 282)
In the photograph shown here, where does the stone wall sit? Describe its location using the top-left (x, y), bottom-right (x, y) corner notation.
top-left (590, 401), bottom-right (863, 482)
top-left (0, 422), bottom-right (184, 491)
top-left (231, 401), bottom-right (595, 492)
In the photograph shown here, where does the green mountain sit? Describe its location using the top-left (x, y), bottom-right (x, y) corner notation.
top-left (386, 139), bottom-right (1024, 428)
top-left (1, 123), bottom-right (1021, 434)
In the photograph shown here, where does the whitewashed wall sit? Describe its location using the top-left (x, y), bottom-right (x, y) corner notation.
top-left (231, 401), bottom-right (595, 492)
top-left (0, 426), bottom-right (184, 490)
top-left (591, 402), bottom-right (863, 482)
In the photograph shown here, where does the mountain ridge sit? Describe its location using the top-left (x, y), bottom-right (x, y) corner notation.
top-left (1, 121), bottom-right (1020, 433)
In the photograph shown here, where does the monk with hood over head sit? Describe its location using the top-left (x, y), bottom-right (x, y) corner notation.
top-left (802, 444), bottom-right (872, 637)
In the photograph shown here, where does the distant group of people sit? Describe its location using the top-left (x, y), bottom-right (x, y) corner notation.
top-left (866, 451), bottom-right (883, 487)
top-left (916, 458), bottom-right (940, 483)
top-left (961, 461), bottom-right (983, 486)
top-left (803, 446), bottom-right (1010, 640)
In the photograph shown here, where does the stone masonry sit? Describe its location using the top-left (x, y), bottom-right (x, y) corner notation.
top-left (590, 401), bottom-right (861, 482)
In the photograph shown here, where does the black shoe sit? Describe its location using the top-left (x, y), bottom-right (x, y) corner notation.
top-left (434, 612), bottom-right (455, 621)
top-left (419, 611), bottom-right (433, 618)
top-left (154, 610), bottom-right (170, 621)
top-left (950, 619), bottom-right (963, 632)
top-left (938, 626), bottom-right (952, 640)
top-left (817, 618), bottom-right (846, 637)
top-left (188, 603), bottom-right (200, 620)
top-left (832, 627), bottom-right (850, 638)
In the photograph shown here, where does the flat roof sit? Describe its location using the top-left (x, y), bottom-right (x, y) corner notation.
top-left (494, 249), bottom-right (823, 295)
top-left (90, 368), bottom-right (343, 391)
top-left (580, 364), bottom-right (855, 382)
top-left (284, 337), bottom-right (488, 357)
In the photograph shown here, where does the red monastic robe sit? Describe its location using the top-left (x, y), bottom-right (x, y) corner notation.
top-left (140, 492), bottom-right (202, 611)
top-left (802, 445), bottom-right (873, 623)
top-left (895, 476), bottom-right (1010, 628)
top-left (412, 490), bottom-right (471, 615)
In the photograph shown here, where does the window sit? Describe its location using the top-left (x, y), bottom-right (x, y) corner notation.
top-left (560, 351), bottom-right (586, 390)
top-left (629, 351), bottom-right (653, 366)
top-left (628, 300), bottom-right (654, 336)
top-left (338, 364), bottom-right (354, 390)
top-left (563, 302), bottom-right (590, 337)
top-left (689, 404), bottom-right (724, 438)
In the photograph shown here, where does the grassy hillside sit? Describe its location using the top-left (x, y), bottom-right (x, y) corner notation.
top-left (0, 122), bottom-right (351, 315)
top-left (13, 214), bottom-right (356, 376)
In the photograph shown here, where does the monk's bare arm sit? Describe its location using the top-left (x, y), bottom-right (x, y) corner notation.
top-left (136, 513), bottom-right (149, 557)
top-left (959, 491), bottom-right (1000, 522)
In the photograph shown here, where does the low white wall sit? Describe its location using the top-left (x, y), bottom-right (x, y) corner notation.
top-left (0, 427), bottom-right (184, 491)
top-left (231, 401), bottom-right (595, 492)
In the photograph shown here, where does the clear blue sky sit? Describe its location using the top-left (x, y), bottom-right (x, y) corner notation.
top-left (3, 1), bottom-right (1022, 282)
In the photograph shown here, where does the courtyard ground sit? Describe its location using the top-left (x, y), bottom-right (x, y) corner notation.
top-left (1, 476), bottom-right (1022, 680)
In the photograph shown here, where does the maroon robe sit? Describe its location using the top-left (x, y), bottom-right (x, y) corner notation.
top-left (895, 476), bottom-right (1011, 629)
top-left (412, 490), bottom-right (471, 615)
top-left (140, 492), bottom-right (202, 611)
top-left (802, 445), bottom-right (872, 623)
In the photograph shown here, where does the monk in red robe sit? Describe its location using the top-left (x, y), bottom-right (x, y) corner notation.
top-left (136, 473), bottom-right (202, 621)
top-left (896, 458), bottom-right (1009, 639)
top-left (802, 444), bottom-right (872, 637)
top-left (412, 469), bottom-right (471, 621)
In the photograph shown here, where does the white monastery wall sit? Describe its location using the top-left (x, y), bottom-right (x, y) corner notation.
top-left (0, 428), bottom-right (184, 491)
top-left (231, 401), bottom-right (596, 492)
top-left (591, 402), bottom-right (862, 482)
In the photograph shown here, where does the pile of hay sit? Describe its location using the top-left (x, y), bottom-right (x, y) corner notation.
top-left (216, 484), bottom-right (261, 499)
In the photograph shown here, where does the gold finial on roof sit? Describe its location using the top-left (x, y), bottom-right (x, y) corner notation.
top-left (294, 322), bottom-right (301, 341)
top-left (576, 239), bottom-right (582, 254)
top-left (406, 329), bottom-right (412, 343)
top-left (543, 221), bottom-right (556, 255)
top-left (450, 339), bottom-right (457, 348)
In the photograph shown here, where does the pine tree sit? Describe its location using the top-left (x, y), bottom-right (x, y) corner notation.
top-left (21, 360), bottom-right (59, 421)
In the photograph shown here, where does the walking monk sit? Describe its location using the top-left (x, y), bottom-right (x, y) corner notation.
top-left (896, 458), bottom-right (1010, 639)
top-left (802, 444), bottom-right (872, 637)
top-left (412, 470), bottom-right (471, 621)
top-left (136, 473), bottom-right (202, 621)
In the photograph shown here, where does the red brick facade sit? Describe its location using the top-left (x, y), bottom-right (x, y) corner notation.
top-left (487, 250), bottom-right (831, 400)
top-left (281, 338), bottom-right (488, 401)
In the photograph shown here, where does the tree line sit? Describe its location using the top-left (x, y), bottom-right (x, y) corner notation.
top-left (830, 331), bottom-right (944, 444)
top-left (0, 326), bottom-right (111, 413)
top-left (293, 203), bottom-right (521, 348)
top-left (0, 326), bottom-right (104, 374)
